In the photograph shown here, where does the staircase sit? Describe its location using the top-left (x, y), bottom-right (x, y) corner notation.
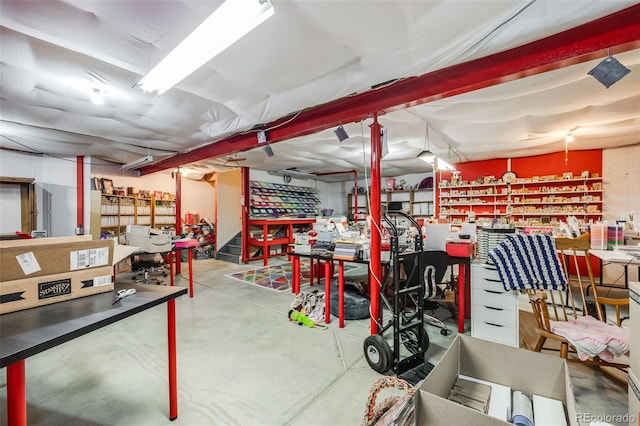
top-left (215, 232), bottom-right (242, 264)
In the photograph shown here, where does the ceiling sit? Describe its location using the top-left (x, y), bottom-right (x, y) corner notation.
top-left (1, 1), bottom-right (638, 182)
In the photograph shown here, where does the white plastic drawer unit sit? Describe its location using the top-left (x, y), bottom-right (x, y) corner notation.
top-left (471, 262), bottom-right (519, 347)
top-left (630, 282), bottom-right (639, 376)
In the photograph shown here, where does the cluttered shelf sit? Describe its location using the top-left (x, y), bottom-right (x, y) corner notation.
top-left (249, 180), bottom-right (320, 218)
top-left (439, 173), bottom-right (604, 228)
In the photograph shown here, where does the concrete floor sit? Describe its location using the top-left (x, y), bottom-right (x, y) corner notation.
top-left (0, 257), bottom-right (630, 425)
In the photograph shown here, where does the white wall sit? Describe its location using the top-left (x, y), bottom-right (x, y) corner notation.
top-left (602, 144), bottom-right (640, 224)
top-left (0, 151), bottom-right (78, 237)
top-left (217, 168), bottom-right (242, 247)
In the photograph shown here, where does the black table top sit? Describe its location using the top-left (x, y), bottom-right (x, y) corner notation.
top-left (0, 282), bottom-right (187, 368)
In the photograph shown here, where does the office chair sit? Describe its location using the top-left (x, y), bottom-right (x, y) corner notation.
top-left (402, 250), bottom-right (452, 336)
top-left (131, 253), bottom-right (168, 285)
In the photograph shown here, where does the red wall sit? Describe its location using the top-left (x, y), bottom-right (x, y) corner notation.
top-left (440, 149), bottom-right (602, 182)
top-left (438, 149), bottom-right (604, 276)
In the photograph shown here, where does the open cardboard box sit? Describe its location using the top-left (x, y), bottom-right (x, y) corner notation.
top-left (415, 335), bottom-right (577, 426)
top-left (1, 237), bottom-right (140, 314)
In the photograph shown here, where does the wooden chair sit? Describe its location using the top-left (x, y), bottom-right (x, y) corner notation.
top-left (525, 233), bottom-right (630, 385)
top-left (555, 233), bottom-right (629, 326)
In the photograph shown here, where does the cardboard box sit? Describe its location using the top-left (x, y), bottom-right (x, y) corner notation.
top-left (0, 236), bottom-right (114, 282)
top-left (1, 243), bottom-right (139, 314)
top-left (415, 335), bottom-right (577, 426)
top-left (0, 266), bottom-right (114, 314)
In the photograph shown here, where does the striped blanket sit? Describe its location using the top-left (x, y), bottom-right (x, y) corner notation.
top-left (487, 234), bottom-right (567, 291)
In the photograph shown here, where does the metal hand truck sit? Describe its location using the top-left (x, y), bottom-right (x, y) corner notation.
top-left (363, 211), bottom-right (430, 375)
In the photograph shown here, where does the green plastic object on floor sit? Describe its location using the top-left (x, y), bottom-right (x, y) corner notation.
top-left (289, 309), bottom-right (315, 328)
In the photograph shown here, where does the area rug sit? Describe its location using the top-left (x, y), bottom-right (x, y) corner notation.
top-left (225, 262), bottom-right (363, 292)
top-left (226, 263), bottom-right (312, 292)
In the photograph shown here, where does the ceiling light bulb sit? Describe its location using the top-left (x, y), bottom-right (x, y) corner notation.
top-left (565, 133), bottom-right (574, 143)
top-left (91, 88), bottom-right (104, 105)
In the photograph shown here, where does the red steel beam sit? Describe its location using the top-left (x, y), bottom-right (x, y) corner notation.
top-left (141, 4), bottom-right (640, 175)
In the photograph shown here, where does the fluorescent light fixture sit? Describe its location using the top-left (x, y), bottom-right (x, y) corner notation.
top-left (417, 150), bottom-right (436, 163)
top-left (91, 88), bottom-right (104, 105)
top-left (121, 155), bottom-right (154, 170)
top-left (437, 157), bottom-right (455, 171)
top-left (138, 0), bottom-right (275, 95)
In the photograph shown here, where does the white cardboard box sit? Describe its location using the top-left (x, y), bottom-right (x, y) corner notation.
top-left (415, 335), bottom-right (577, 426)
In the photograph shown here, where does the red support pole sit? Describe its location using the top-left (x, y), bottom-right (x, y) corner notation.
top-left (241, 167), bottom-right (251, 263)
top-left (167, 300), bottom-right (178, 420)
top-left (324, 260), bottom-right (332, 324)
top-left (7, 360), bottom-right (27, 426)
top-left (76, 156), bottom-right (84, 235)
top-left (175, 169), bottom-right (182, 275)
top-left (169, 252), bottom-right (175, 287)
top-left (369, 115), bottom-right (383, 334)
top-left (338, 261), bottom-right (345, 328)
top-left (188, 249), bottom-right (193, 297)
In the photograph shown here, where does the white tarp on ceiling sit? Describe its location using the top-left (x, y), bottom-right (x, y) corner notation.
top-left (0, 1), bottom-right (638, 178)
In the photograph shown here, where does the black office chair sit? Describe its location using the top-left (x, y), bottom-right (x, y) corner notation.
top-left (402, 250), bottom-right (452, 336)
top-left (131, 253), bottom-right (168, 285)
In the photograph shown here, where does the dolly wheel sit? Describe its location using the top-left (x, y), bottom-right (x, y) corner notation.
top-left (363, 334), bottom-right (392, 373)
top-left (401, 328), bottom-right (430, 354)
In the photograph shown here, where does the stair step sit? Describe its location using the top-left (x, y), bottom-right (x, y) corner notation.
top-left (225, 244), bottom-right (241, 254)
top-left (216, 251), bottom-right (241, 264)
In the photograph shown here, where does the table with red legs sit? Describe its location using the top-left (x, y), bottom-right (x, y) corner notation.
top-left (165, 245), bottom-right (195, 297)
top-left (290, 253), bottom-right (382, 328)
top-left (1, 282), bottom-right (187, 425)
top-left (448, 255), bottom-right (472, 333)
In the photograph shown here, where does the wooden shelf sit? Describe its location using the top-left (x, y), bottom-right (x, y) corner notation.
top-left (91, 191), bottom-right (176, 243)
top-left (347, 186), bottom-right (434, 217)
